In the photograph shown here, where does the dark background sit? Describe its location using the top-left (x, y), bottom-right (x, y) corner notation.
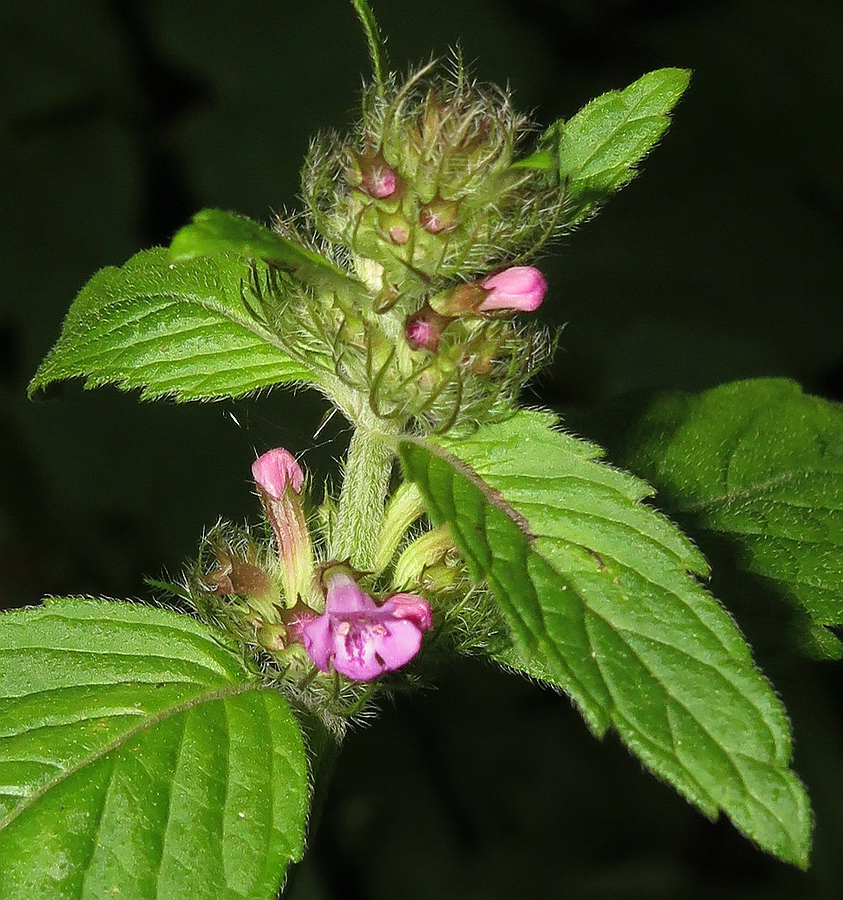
top-left (1, 1), bottom-right (841, 897)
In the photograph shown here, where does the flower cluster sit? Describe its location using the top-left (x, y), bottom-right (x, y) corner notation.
top-left (305, 63), bottom-right (559, 288)
top-left (284, 62), bottom-right (556, 435)
top-left (192, 448), bottom-right (433, 691)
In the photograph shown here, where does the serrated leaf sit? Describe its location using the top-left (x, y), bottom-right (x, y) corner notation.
top-left (170, 209), bottom-right (350, 288)
top-left (528, 68), bottom-right (689, 223)
top-left (602, 379), bottom-right (843, 659)
top-left (0, 598), bottom-right (309, 900)
top-left (399, 410), bottom-right (811, 867)
top-left (29, 248), bottom-right (321, 401)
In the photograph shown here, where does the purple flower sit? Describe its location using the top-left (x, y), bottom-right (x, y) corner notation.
top-left (302, 568), bottom-right (432, 681)
top-left (479, 266), bottom-right (547, 313)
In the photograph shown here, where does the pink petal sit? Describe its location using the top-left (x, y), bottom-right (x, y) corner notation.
top-left (325, 571), bottom-right (379, 614)
top-left (381, 593), bottom-right (433, 631)
top-left (252, 448), bottom-right (304, 498)
top-left (370, 618), bottom-right (425, 670)
top-left (479, 266), bottom-right (547, 312)
top-left (331, 617), bottom-right (423, 681)
top-left (330, 620), bottom-right (387, 680)
top-left (302, 615), bottom-right (334, 672)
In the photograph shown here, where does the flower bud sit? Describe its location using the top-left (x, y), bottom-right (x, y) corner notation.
top-left (419, 195), bottom-right (460, 234)
top-left (207, 547), bottom-right (274, 601)
top-left (478, 266), bottom-right (547, 313)
top-left (377, 208), bottom-right (411, 246)
top-left (428, 282), bottom-right (488, 318)
top-left (252, 448), bottom-right (315, 606)
top-left (252, 447), bottom-right (304, 498)
top-left (405, 304), bottom-right (450, 352)
top-left (350, 151), bottom-right (399, 199)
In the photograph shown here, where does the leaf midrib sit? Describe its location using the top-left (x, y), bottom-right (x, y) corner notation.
top-left (676, 466), bottom-right (842, 514)
top-left (569, 83), bottom-right (668, 175)
top-left (0, 681), bottom-right (261, 833)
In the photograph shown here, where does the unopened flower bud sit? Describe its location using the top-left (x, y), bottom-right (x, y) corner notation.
top-left (351, 151), bottom-right (399, 199)
top-left (252, 447), bottom-right (304, 498)
top-left (429, 282), bottom-right (487, 317)
top-left (377, 208), bottom-right (411, 245)
top-left (207, 547), bottom-right (274, 601)
top-left (420, 562), bottom-right (462, 594)
top-left (419, 195), bottom-right (460, 234)
top-left (478, 266), bottom-right (547, 313)
top-left (252, 448), bottom-right (315, 606)
top-left (405, 304), bottom-right (450, 352)
top-left (461, 344), bottom-right (496, 376)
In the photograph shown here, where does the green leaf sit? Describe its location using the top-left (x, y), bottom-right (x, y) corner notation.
top-left (527, 68), bottom-right (690, 223)
top-left (0, 598), bottom-right (308, 900)
top-left (29, 248), bottom-right (321, 401)
top-left (350, 0), bottom-right (387, 96)
top-left (597, 379), bottom-right (843, 660)
top-left (399, 410), bottom-right (811, 867)
top-left (170, 209), bottom-right (349, 286)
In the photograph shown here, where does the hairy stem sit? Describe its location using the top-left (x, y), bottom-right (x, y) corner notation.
top-left (332, 422), bottom-right (397, 570)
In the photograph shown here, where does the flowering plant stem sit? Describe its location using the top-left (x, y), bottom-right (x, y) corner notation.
top-left (5, 7), bottom-right (830, 894)
top-left (332, 417), bottom-right (400, 570)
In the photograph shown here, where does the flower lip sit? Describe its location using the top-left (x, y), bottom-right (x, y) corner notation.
top-left (478, 266), bottom-right (547, 313)
top-left (381, 592), bottom-right (434, 631)
top-left (302, 568), bottom-right (432, 681)
top-left (252, 447), bottom-right (304, 498)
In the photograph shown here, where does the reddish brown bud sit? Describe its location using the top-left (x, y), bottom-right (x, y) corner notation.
top-left (405, 303), bottom-right (450, 352)
top-left (377, 208), bottom-right (412, 245)
top-left (419, 195), bottom-right (460, 234)
top-left (350, 151), bottom-right (399, 199)
top-left (428, 282), bottom-right (488, 317)
top-left (206, 547), bottom-right (273, 601)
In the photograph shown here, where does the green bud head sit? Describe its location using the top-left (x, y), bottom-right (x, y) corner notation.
top-left (302, 59), bottom-right (561, 287)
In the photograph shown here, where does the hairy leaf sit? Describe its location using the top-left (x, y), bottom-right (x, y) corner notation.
top-left (29, 248), bottom-right (322, 401)
top-left (600, 379), bottom-right (843, 659)
top-left (399, 410), bottom-right (811, 867)
top-left (350, 0), bottom-right (387, 95)
top-left (0, 598), bottom-right (308, 900)
top-left (170, 209), bottom-right (350, 288)
top-left (518, 69), bottom-right (690, 224)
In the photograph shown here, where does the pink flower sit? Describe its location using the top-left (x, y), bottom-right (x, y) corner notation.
top-left (479, 266), bottom-right (547, 313)
top-left (252, 448), bottom-right (313, 605)
top-left (251, 447), bottom-right (304, 497)
top-left (302, 568), bottom-right (432, 681)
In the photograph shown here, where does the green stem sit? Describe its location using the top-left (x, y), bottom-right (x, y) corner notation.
top-left (332, 422), bottom-right (397, 570)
